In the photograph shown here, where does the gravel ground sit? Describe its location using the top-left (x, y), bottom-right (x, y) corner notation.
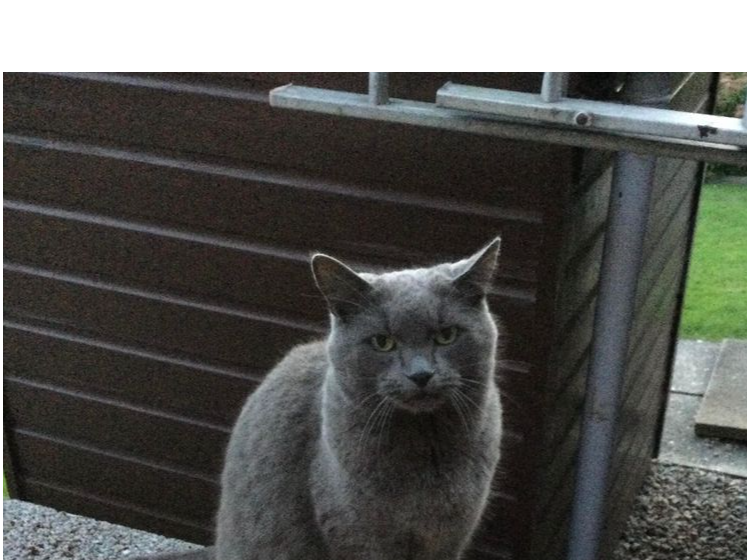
top-left (4, 462), bottom-right (745, 560)
top-left (614, 462), bottom-right (747, 560)
top-left (3, 500), bottom-right (201, 560)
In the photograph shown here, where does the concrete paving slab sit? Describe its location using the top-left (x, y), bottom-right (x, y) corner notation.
top-left (659, 392), bottom-right (747, 478)
top-left (696, 340), bottom-right (747, 441)
top-left (670, 339), bottom-right (720, 395)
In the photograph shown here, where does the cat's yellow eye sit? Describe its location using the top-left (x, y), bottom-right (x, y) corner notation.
top-left (434, 326), bottom-right (459, 346)
top-left (371, 334), bottom-right (397, 352)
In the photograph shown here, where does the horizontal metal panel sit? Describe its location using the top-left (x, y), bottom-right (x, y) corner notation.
top-left (4, 267), bottom-right (320, 371)
top-left (4, 323), bottom-right (256, 428)
top-left (5, 379), bottom-right (229, 476)
top-left (22, 478), bottom-right (213, 544)
top-left (3, 135), bottom-right (544, 284)
top-left (4, 73), bottom-right (572, 207)
top-left (3, 200), bottom-right (539, 318)
top-left (12, 430), bottom-right (218, 524)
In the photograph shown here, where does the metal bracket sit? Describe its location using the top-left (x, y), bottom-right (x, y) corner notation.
top-left (437, 81), bottom-right (747, 147)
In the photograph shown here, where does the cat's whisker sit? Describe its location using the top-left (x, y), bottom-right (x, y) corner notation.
top-left (455, 387), bottom-right (485, 418)
top-left (458, 378), bottom-right (498, 401)
top-left (351, 391), bottom-right (382, 412)
top-left (358, 397), bottom-right (389, 454)
top-left (459, 378), bottom-right (491, 388)
top-left (476, 383), bottom-right (522, 409)
top-left (337, 392), bottom-right (384, 437)
top-left (457, 358), bottom-right (494, 368)
top-left (450, 395), bottom-right (469, 432)
top-left (448, 388), bottom-right (472, 432)
top-left (456, 371), bottom-right (523, 404)
top-left (375, 399), bottom-right (395, 458)
top-left (345, 402), bottom-right (372, 435)
top-left (458, 357), bottom-right (518, 369)
top-left (459, 387), bottom-right (483, 409)
top-left (497, 390), bottom-right (522, 409)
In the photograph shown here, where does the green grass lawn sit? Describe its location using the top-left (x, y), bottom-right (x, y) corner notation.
top-left (679, 183), bottom-right (747, 340)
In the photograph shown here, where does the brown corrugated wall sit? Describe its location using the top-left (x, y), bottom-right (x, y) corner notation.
top-left (3, 72), bottom-right (714, 560)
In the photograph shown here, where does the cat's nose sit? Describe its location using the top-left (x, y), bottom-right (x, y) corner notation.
top-left (407, 371), bottom-right (434, 388)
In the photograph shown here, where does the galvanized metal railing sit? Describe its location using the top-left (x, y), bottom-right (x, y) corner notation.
top-left (271, 72), bottom-right (747, 165)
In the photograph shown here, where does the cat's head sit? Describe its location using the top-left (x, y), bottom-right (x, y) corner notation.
top-left (312, 238), bottom-right (500, 414)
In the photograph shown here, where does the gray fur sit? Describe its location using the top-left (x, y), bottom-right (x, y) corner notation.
top-left (216, 238), bottom-right (503, 560)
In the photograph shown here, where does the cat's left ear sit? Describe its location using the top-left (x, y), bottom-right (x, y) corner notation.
top-left (311, 253), bottom-right (373, 320)
top-left (452, 237), bottom-right (501, 305)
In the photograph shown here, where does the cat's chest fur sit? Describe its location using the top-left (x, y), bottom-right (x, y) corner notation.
top-left (311, 384), bottom-right (501, 556)
top-left (327, 420), bottom-right (495, 511)
top-left (324, 407), bottom-right (496, 485)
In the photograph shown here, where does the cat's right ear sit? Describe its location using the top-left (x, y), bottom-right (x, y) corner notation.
top-left (452, 236), bottom-right (501, 306)
top-left (311, 254), bottom-right (372, 320)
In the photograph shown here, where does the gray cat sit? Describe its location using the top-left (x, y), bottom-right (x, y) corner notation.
top-left (154, 239), bottom-right (504, 560)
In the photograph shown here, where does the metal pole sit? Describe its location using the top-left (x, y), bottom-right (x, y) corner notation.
top-left (541, 72), bottom-right (569, 102)
top-left (369, 72), bottom-right (389, 105)
top-left (566, 73), bottom-right (672, 560)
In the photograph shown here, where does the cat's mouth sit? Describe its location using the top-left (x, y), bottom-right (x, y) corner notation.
top-left (394, 391), bottom-right (446, 413)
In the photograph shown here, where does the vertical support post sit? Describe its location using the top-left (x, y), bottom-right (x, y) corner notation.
top-left (541, 72), bottom-right (569, 102)
top-left (369, 72), bottom-right (389, 105)
top-left (566, 73), bottom-right (671, 560)
top-left (743, 84), bottom-right (747, 127)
